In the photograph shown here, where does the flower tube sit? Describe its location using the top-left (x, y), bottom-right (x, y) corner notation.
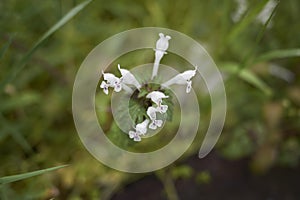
top-left (152, 33), bottom-right (171, 79)
top-left (162, 66), bottom-right (198, 93)
top-left (118, 64), bottom-right (141, 90)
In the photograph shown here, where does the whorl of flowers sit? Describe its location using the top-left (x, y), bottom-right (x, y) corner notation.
top-left (100, 33), bottom-right (198, 141)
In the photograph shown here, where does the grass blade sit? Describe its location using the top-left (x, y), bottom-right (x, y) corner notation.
top-left (0, 165), bottom-right (68, 185)
top-left (239, 68), bottom-right (272, 96)
top-left (0, 113), bottom-right (33, 153)
top-left (32, 0), bottom-right (91, 53)
top-left (0, 0), bottom-right (92, 89)
top-left (223, 63), bottom-right (272, 96)
top-left (225, 0), bottom-right (280, 84)
top-left (226, 0), bottom-right (269, 45)
top-left (242, 0), bottom-right (280, 68)
top-left (0, 35), bottom-right (14, 60)
top-left (255, 49), bottom-right (300, 62)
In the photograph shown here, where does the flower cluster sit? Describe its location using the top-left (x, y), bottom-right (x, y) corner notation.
top-left (100, 33), bottom-right (198, 141)
top-left (100, 64), bottom-right (141, 95)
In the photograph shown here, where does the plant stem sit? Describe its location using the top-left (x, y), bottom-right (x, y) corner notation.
top-left (156, 170), bottom-right (180, 200)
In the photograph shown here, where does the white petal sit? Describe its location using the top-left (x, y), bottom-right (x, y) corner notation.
top-left (155, 120), bottom-right (163, 127)
top-left (136, 119), bottom-right (149, 135)
top-left (156, 33), bottom-right (171, 51)
top-left (133, 135), bottom-right (141, 142)
top-left (186, 80), bottom-right (192, 93)
top-left (147, 106), bottom-right (157, 120)
top-left (100, 81), bottom-right (107, 88)
top-left (100, 81), bottom-right (109, 95)
top-left (146, 91), bottom-right (169, 105)
top-left (180, 68), bottom-right (197, 81)
top-left (121, 83), bottom-right (134, 93)
top-left (123, 74), bottom-right (141, 89)
top-left (158, 104), bottom-right (168, 113)
top-left (129, 131), bottom-right (136, 139)
top-left (103, 88), bottom-right (109, 95)
top-left (149, 121), bottom-right (157, 130)
top-left (114, 83), bottom-right (122, 92)
top-left (118, 64), bottom-right (141, 89)
top-left (117, 64), bottom-right (127, 76)
top-left (162, 66), bottom-right (197, 87)
top-left (129, 131), bottom-right (141, 142)
top-left (102, 72), bottom-right (119, 87)
top-left (162, 74), bottom-right (186, 86)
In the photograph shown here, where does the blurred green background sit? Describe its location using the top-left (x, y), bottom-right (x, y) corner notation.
top-left (1, 0), bottom-right (300, 199)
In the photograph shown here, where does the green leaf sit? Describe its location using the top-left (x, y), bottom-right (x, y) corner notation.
top-left (255, 49), bottom-right (300, 62)
top-left (0, 0), bottom-right (93, 89)
top-left (223, 63), bottom-right (272, 96)
top-left (0, 165), bottom-right (68, 185)
top-left (108, 123), bottom-right (135, 148)
top-left (129, 99), bottom-right (147, 124)
top-left (137, 88), bottom-right (148, 98)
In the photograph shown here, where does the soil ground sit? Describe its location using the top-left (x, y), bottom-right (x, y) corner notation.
top-left (112, 151), bottom-right (300, 200)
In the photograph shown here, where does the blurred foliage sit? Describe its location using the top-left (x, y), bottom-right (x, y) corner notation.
top-left (170, 165), bottom-right (194, 180)
top-left (195, 171), bottom-right (211, 185)
top-left (1, 0), bottom-right (300, 199)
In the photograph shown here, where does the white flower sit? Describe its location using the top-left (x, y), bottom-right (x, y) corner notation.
top-left (155, 33), bottom-right (171, 52)
top-left (128, 119), bottom-right (149, 141)
top-left (102, 71), bottom-right (118, 86)
top-left (118, 64), bottom-right (141, 90)
top-left (100, 81), bottom-right (109, 95)
top-left (146, 91), bottom-right (169, 105)
top-left (146, 106), bottom-right (164, 130)
top-left (114, 82), bottom-right (122, 92)
top-left (149, 119), bottom-right (163, 130)
top-left (152, 33), bottom-right (171, 79)
top-left (102, 71), bottom-right (122, 92)
top-left (157, 104), bottom-right (168, 113)
top-left (186, 80), bottom-right (192, 93)
top-left (147, 106), bottom-right (167, 122)
top-left (121, 83), bottom-right (133, 94)
top-left (135, 119), bottom-right (149, 135)
top-left (146, 91), bottom-right (169, 114)
top-left (147, 106), bottom-right (158, 121)
top-left (147, 102), bottom-right (168, 114)
top-left (129, 131), bottom-right (141, 142)
top-left (162, 66), bottom-right (197, 93)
